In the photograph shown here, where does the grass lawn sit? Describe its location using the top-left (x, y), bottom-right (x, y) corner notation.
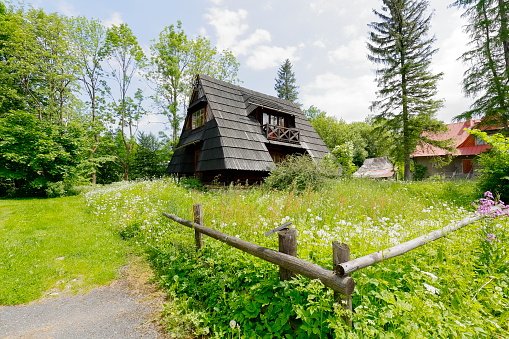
top-left (0, 195), bottom-right (134, 305)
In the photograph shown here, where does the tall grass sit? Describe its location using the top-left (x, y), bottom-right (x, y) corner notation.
top-left (84, 178), bottom-right (508, 338)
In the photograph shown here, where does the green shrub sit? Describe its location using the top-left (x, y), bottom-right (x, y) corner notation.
top-left (413, 163), bottom-right (429, 181)
top-left (331, 142), bottom-right (357, 177)
top-left (264, 153), bottom-right (339, 191)
top-left (179, 176), bottom-right (203, 190)
top-left (469, 130), bottom-right (509, 202)
top-left (45, 181), bottom-right (67, 198)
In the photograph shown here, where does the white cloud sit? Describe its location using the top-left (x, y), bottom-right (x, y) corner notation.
top-left (208, 0), bottom-right (223, 4)
top-left (343, 25), bottom-right (358, 38)
top-left (233, 29), bottom-right (272, 55)
top-left (58, 0), bottom-right (77, 16)
top-left (313, 39), bottom-right (326, 49)
top-left (309, 0), bottom-right (346, 16)
top-left (103, 12), bottom-right (123, 28)
top-left (246, 45), bottom-right (301, 70)
top-left (301, 72), bottom-right (377, 122)
top-left (205, 7), bottom-right (302, 71)
top-left (327, 38), bottom-right (369, 69)
top-left (433, 10), bottom-right (473, 123)
top-left (204, 8), bottom-right (249, 52)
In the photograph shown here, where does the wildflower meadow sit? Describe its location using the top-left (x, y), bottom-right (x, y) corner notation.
top-left (85, 178), bottom-right (508, 338)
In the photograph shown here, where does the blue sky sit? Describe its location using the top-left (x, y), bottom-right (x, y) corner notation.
top-left (27, 0), bottom-right (473, 135)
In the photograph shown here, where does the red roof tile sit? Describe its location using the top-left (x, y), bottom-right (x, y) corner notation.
top-left (412, 119), bottom-right (492, 157)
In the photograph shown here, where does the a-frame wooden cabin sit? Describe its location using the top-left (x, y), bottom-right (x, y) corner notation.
top-left (166, 74), bottom-right (330, 183)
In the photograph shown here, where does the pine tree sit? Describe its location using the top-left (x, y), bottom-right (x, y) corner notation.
top-left (452, 0), bottom-right (509, 135)
top-left (274, 59), bottom-right (299, 102)
top-left (368, 0), bottom-right (450, 180)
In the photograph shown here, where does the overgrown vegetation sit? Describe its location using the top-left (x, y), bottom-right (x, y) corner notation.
top-left (469, 129), bottom-right (509, 202)
top-left (82, 177), bottom-right (509, 338)
top-left (264, 154), bottom-right (338, 191)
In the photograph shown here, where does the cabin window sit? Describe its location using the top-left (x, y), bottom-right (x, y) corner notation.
top-left (475, 136), bottom-right (487, 146)
top-left (263, 113), bottom-right (288, 127)
top-left (192, 108), bottom-right (205, 129)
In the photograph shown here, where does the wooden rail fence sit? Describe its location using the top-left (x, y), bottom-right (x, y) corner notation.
top-left (162, 203), bottom-right (487, 327)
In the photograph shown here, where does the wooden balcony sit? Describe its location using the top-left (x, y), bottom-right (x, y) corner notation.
top-left (263, 123), bottom-right (300, 144)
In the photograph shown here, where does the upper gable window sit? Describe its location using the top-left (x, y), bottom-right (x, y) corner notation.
top-left (192, 108), bottom-right (205, 129)
top-left (475, 135), bottom-right (487, 146)
top-left (263, 112), bottom-right (288, 127)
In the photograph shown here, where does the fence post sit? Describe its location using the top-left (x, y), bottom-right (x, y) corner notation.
top-left (278, 228), bottom-right (297, 281)
top-left (193, 203), bottom-right (203, 250)
top-left (333, 241), bottom-right (352, 327)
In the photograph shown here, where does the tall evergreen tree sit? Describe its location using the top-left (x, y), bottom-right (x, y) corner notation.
top-left (274, 59), bottom-right (299, 102)
top-left (368, 0), bottom-right (450, 180)
top-left (452, 0), bottom-right (509, 135)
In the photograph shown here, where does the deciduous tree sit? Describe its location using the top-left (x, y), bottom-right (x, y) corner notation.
top-left (148, 21), bottom-right (239, 150)
top-left (101, 23), bottom-right (146, 180)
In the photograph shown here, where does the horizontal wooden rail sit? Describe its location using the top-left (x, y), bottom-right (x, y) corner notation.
top-left (163, 212), bottom-right (355, 296)
top-left (336, 212), bottom-right (485, 276)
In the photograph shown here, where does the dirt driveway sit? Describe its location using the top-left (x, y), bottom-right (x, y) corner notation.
top-left (0, 260), bottom-right (168, 339)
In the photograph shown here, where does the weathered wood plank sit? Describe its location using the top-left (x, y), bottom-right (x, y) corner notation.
top-left (336, 212), bottom-right (485, 276)
top-left (333, 242), bottom-right (352, 327)
top-left (163, 212), bottom-right (355, 296)
top-left (278, 228), bottom-right (297, 281)
top-left (193, 203), bottom-right (203, 250)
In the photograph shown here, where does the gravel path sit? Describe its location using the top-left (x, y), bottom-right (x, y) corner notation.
top-left (0, 262), bottom-right (167, 339)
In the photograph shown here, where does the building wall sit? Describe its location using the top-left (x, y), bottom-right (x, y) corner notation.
top-left (413, 155), bottom-right (481, 178)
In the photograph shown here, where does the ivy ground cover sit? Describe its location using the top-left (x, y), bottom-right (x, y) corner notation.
top-left (85, 178), bottom-right (508, 338)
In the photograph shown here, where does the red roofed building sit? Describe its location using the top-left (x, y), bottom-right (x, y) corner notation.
top-left (411, 120), bottom-right (495, 178)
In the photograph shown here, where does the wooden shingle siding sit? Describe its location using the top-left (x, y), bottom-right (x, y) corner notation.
top-left (166, 74), bottom-right (330, 181)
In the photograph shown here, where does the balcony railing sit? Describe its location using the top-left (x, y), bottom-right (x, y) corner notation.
top-left (263, 123), bottom-right (300, 144)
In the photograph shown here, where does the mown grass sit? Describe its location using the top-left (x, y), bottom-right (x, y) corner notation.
top-left (0, 195), bottom-right (133, 305)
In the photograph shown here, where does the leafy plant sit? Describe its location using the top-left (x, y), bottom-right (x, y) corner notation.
top-left (331, 142), bottom-right (357, 177)
top-left (468, 129), bottom-right (509, 202)
top-left (413, 163), bottom-right (429, 181)
top-left (264, 153), bottom-right (338, 191)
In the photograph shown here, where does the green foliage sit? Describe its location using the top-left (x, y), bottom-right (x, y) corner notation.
top-left (264, 154), bottom-right (339, 191)
top-left (331, 142), bottom-right (357, 177)
top-left (310, 114), bottom-right (392, 167)
top-left (302, 105), bottom-right (326, 121)
top-left (130, 132), bottom-right (167, 180)
top-left (469, 129), bottom-right (509, 201)
top-left (368, 0), bottom-right (450, 179)
top-left (85, 178), bottom-right (509, 337)
top-left (451, 0), bottom-right (509, 134)
top-left (148, 21), bottom-right (240, 149)
top-left (274, 59), bottom-right (299, 102)
top-left (0, 111), bottom-right (91, 197)
top-left (413, 163), bottom-right (429, 181)
top-left (178, 176), bottom-right (203, 190)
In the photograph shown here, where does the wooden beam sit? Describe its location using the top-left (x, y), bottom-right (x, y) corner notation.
top-left (336, 212), bottom-right (485, 276)
top-left (163, 212), bottom-right (355, 296)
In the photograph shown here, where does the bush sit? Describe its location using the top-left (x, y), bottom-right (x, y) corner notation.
top-left (331, 142), bottom-right (357, 177)
top-left (45, 181), bottom-right (67, 198)
top-left (0, 111), bottom-right (91, 197)
top-left (179, 176), bottom-right (203, 190)
top-left (413, 163), bottom-right (428, 181)
top-left (469, 130), bottom-right (509, 202)
top-left (264, 153), bottom-right (339, 191)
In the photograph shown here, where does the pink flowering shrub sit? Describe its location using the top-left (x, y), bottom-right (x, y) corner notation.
top-left (474, 191), bottom-right (509, 274)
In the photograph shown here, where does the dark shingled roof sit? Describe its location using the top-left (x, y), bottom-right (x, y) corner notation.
top-left (167, 74), bottom-right (330, 175)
